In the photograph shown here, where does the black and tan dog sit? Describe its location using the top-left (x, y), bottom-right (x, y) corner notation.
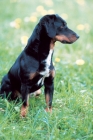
top-left (0, 14), bottom-right (79, 117)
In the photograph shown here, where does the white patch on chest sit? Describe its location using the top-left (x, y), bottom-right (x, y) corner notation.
top-left (45, 49), bottom-right (53, 67)
top-left (38, 49), bottom-right (53, 85)
top-left (40, 49), bottom-right (53, 76)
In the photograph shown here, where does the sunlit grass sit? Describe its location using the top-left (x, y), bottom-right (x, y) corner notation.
top-left (0, 0), bottom-right (93, 140)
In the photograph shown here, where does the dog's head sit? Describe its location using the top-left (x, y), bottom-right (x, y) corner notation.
top-left (40, 14), bottom-right (79, 44)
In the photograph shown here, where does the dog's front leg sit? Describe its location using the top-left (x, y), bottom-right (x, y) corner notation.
top-left (20, 83), bottom-right (30, 117)
top-left (44, 75), bottom-right (54, 112)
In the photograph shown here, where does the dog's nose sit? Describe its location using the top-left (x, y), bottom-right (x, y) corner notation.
top-left (73, 33), bottom-right (79, 39)
top-left (76, 34), bottom-right (79, 39)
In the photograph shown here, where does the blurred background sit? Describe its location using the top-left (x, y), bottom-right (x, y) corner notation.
top-left (0, 0), bottom-right (93, 76)
top-left (0, 1), bottom-right (93, 139)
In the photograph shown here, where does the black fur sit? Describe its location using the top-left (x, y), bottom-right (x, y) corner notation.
top-left (0, 14), bottom-right (79, 113)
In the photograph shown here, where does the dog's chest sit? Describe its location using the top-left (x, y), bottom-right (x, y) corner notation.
top-left (37, 49), bottom-right (53, 85)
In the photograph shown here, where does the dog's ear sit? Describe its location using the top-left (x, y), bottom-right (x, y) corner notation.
top-left (43, 15), bottom-right (57, 38)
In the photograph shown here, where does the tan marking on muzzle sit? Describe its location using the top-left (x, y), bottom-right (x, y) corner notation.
top-left (55, 35), bottom-right (70, 42)
top-left (69, 35), bottom-right (78, 42)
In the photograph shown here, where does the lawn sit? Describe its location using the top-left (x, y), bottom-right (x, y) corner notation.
top-left (0, 0), bottom-right (93, 140)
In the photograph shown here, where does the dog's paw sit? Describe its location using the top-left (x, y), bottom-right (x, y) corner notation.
top-left (45, 107), bottom-right (52, 113)
top-left (20, 105), bottom-right (28, 117)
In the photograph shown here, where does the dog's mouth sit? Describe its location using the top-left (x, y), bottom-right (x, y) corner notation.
top-left (61, 35), bottom-right (79, 44)
top-left (61, 40), bottom-right (72, 44)
top-left (55, 34), bottom-right (79, 44)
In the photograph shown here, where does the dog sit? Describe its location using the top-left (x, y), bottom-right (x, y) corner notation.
top-left (0, 14), bottom-right (79, 117)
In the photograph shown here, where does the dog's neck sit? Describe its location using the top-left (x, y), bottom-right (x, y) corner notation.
top-left (50, 38), bottom-right (56, 49)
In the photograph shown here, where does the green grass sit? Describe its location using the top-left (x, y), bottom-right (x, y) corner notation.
top-left (0, 0), bottom-right (93, 140)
